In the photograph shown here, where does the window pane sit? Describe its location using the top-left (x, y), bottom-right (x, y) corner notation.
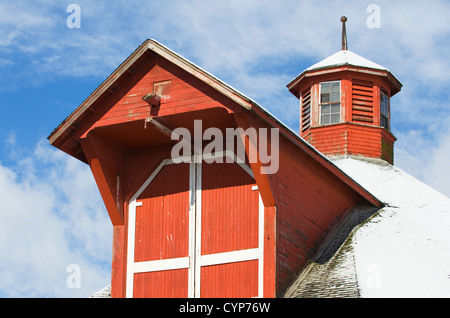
top-left (321, 114), bottom-right (330, 125)
top-left (331, 113), bottom-right (340, 123)
top-left (331, 104), bottom-right (340, 113)
top-left (381, 116), bottom-right (389, 130)
top-left (380, 92), bottom-right (389, 116)
top-left (321, 83), bottom-right (331, 94)
top-left (321, 104), bottom-right (330, 114)
top-left (320, 82), bottom-right (340, 104)
top-left (330, 92), bottom-right (340, 102)
top-left (331, 81), bottom-right (340, 93)
top-left (321, 93), bottom-right (330, 103)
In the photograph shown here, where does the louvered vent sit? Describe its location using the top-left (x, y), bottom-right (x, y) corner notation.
top-left (352, 79), bottom-right (374, 124)
top-left (301, 90), bottom-right (311, 132)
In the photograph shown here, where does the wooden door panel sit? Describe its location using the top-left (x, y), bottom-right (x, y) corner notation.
top-left (134, 269), bottom-right (189, 298)
top-left (201, 161), bottom-right (259, 255)
top-left (135, 163), bottom-right (190, 262)
top-left (200, 260), bottom-right (258, 298)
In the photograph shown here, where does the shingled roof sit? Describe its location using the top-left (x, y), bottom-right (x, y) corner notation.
top-left (285, 155), bottom-right (450, 298)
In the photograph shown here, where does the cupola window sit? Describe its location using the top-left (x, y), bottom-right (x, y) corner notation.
top-left (320, 81), bottom-right (341, 125)
top-left (380, 90), bottom-right (389, 130)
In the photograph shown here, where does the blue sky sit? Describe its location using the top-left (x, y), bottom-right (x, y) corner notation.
top-left (0, 0), bottom-right (449, 297)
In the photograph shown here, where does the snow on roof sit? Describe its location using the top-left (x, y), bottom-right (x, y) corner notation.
top-left (90, 284), bottom-right (111, 298)
top-left (306, 50), bottom-right (388, 72)
top-left (330, 156), bottom-right (450, 297)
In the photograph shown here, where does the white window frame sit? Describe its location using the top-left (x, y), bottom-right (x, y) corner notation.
top-left (319, 80), bottom-right (341, 125)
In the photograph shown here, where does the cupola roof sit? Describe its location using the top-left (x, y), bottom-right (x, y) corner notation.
top-left (305, 49), bottom-right (388, 72)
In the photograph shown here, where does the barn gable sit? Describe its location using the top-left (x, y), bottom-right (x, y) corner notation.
top-left (49, 39), bottom-right (383, 298)
top-left (48, 40), bottom-right (254, 162)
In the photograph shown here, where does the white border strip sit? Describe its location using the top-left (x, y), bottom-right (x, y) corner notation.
top-left (194, 162), bottom-right (202, 298)
top-left (133, 257), bottom-right (190, 274)
top-left (258, 195), bottom-right (264, 298)
top-left (188, 161), bottom-right (196, 298)
top-left (125, 201), bottom-right (141, 298)
top-left (199, 248), bottom-right (259, 267)
top-left (130, 159), bottom-right (169, 202)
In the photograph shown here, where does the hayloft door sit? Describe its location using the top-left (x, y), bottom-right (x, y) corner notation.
top-left (126, 152), bottom-right (263, 298)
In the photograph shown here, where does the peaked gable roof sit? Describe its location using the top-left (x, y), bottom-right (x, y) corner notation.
top-left (48, 39), bottom-right (257, 146)
top-left (48, 39), bottom-right (382, 207)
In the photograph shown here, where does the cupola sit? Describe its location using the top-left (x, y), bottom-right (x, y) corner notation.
top-left (287, 17), bottom-right (402, 164)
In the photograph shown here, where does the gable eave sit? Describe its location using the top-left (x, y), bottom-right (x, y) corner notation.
top-left (287, 64), bottom-right (402, 99)
top-left (48, 39), bottom-right (257, 146)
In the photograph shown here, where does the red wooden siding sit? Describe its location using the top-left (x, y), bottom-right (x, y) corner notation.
top-left (201, 161), bottom-right (259, 255)
top-left (273, 136), bottom-right (365, 295)
top-left (87, 54), bottom-right (241, 133)
top-left (309, 124), bottom-right (347, 156)
top-left (310, 122), bottom-right (396, 163)
top-left (134, 269), bottom-right (189, 298)
top-left (200, 260), bottom-right (259, 298)
top-left (135, 163), bottom-right (190, 262)
top-left (133, 162), bottom-right (190, 298)
top-left (200, 160), bottom-right (260, 297)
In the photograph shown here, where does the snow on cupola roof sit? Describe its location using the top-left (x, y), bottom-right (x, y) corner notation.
top-left (305, 49), bottom-right (389, 72)
top-left (306, 16), bottom-right (388, 71)
top-left (307, 16), bottom-right (388, 72)
top-left (287, 16), bottom-right (402, 99)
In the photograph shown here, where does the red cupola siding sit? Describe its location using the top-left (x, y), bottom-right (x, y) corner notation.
top-left (287, 19), bottom-right (402, 163)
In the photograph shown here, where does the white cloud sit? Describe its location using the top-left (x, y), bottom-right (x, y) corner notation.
top-left (395, 117), bottom-right (450, 198)
top-left (4, 131), bottom-right (16, 146)
top-left (0, 139), bottom-right (111, 297)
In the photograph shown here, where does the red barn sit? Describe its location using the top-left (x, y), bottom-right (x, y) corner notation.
top-left (49, 34), bottom-right (388, 297)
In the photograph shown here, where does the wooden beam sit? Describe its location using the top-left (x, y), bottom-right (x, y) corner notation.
top-left (145, 117), bottom-right (201, 154)
top-left (142, 92), bottom-right (161, 107)
top-left (233, 112), bottom-right (276, 207)
top-left (80, 132), bottom-right (125, 225)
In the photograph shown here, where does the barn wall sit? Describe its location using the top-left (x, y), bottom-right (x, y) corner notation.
top-left (271, 132), bottom-right (365, 296)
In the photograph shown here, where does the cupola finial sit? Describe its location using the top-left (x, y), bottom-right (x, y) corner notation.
top-left (341, 16), bottom-right (348, 50)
